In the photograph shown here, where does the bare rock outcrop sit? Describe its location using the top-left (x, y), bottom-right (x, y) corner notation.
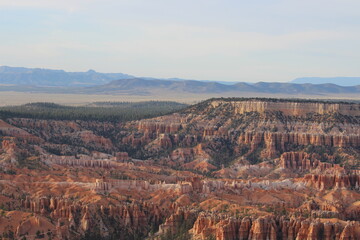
top-left (192, 214), bottom-right (360, 240)
top-left (280, 151), bottom-right (336, 171)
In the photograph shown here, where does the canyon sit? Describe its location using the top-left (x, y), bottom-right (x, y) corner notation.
top-left (0, 98), bottom-right (359, 239)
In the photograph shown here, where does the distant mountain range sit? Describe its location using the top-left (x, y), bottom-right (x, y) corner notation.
top-left (0, 77), bottom-right (359, 96)
top-left (0, 66), bottom-right (133, 86)
top-left (292, 77), bottom-right (360, 86)
top-left (77, 78), bottom-right (360, 95)
top-left (0, 66), bottom-right (238, 86)
top-left (0, 66), bottom-right (359, 97)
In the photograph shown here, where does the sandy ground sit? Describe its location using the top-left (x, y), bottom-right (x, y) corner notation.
top-left (0, 91), bottom-right (359, 106)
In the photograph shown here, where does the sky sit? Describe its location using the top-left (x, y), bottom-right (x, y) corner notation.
top-left (0, 0), bottom-right (360, 82)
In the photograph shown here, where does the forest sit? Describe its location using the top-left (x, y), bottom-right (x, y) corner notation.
top-left (0, 101), bottom-right (187, 122)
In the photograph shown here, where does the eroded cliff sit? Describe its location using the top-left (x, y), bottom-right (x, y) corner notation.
top-left (0, 98), bottom-right (359, 239)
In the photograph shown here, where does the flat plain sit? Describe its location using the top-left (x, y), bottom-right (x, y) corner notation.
top-left (1, 91), bottom-right (359, 106)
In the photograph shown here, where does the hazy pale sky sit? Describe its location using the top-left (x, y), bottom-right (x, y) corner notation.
top-left (1, 0), bottom-right (360, 82)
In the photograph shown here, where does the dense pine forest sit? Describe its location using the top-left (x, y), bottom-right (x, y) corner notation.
top-left (0, 101), bottom-right (188, 122)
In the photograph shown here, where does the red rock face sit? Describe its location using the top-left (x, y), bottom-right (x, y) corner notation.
top-left (213, 100), bottom-right (360, 117)
top-left (158, 208), bottom-right (197, 236)
top-left (304, 170), bottom-right (360, 190)
top-left (19, 195), bottom-right (165, 238)
top-left (280, 151), bottom-right (336, 171)
top-left (0, 99), bottom-right (360, 239)
top-left (192, 214), bottom-right (360, 240)
top-left (238, 132), bottom-right (360, 158)
top-left (1, 138), bottom-right (17, 157)
top-left (46, 155), bottom-right (115, 168)
top-left (116, 100), bottom-right (360, 172)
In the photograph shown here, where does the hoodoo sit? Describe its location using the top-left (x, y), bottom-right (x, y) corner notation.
top-left (0, 98), bottom-right (359, 239)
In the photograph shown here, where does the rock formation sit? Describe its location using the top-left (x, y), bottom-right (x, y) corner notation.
top-left (0, 98), bottom-right (359, 239)
top-left (192, 214), bottom-right (360, 240)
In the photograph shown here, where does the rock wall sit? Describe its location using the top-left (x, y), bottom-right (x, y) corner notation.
top-left (192, 214), bottom-right (360, 240)
top-left (91, 177), bottom-right (305, 195)
top-left (211, 100), bottom-right (360, 117)
top-left (21, 196), bottom-right (165, 239)
top-left (280, 151), bottom-right (336, 171)
top-left (304, 171), bottom-right (360, 190)
top-left (239, 132), bottom-right (360, 153)
top-left (45, 155), bottom-right (115, 168)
